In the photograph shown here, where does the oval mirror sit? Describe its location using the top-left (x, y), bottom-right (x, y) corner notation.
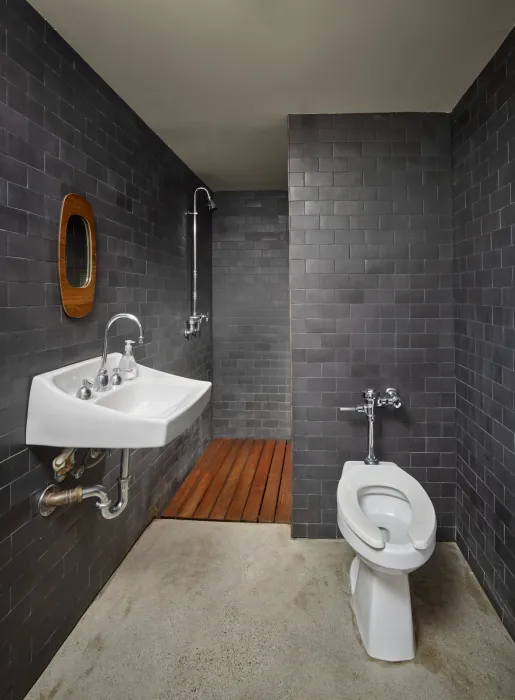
top-left (58, 194), bottom-right (97, 318)
top-left (65, 214), bottom-right (90, 287)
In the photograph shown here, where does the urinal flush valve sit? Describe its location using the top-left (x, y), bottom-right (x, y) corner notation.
top-left (339, 387), bottom-right (402, 465)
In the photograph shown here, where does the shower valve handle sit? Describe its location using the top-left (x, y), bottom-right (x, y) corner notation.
top-left (379, 388), bottom-right (402, 409)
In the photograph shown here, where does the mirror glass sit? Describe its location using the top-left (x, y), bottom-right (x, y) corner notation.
top-left (65, 214), bottom-right (90, 288)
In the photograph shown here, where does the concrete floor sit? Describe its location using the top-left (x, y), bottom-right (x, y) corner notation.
top-left (27, 521), bottom-right (515, 700)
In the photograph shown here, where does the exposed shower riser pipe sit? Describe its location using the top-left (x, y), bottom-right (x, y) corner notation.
top-left (185, 187), bottom-right (216, 338)
top-left (192, 210), bottom-right (198, 318)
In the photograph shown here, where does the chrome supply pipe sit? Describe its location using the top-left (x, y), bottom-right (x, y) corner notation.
top-left (362, 388), bottom-right (379, 465)
top-left (366, 410), bottom-right (377, 465)
top-left (185, 187), bottom-right (216, 338)
top-left (38, 449), bottom-right (131, 520)
top-left (340, 388), bottom-right (401, 465)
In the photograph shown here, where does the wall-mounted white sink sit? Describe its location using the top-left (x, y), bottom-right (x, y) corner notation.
top-left (26, 353), bottom-right (211, 448)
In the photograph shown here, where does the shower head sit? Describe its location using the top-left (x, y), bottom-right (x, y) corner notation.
top-left (191, 187), bottom-right (217, 214)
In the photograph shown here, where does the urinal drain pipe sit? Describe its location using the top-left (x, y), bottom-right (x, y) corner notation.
top-left (38, 449), bottom-right (130, 519)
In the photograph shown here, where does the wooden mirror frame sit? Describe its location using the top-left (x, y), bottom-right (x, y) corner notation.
top-left (58, 193), bottom-right (97, 318)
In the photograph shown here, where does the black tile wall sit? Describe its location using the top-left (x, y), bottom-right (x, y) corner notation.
top-left (288, 113), bottom-right (455, 540)
top-left (453, 27), bottom-right (515, 641)
top-left (212, 191), bottom-right (290, 438)
top-left (0, 2), bottom-right (212, 698)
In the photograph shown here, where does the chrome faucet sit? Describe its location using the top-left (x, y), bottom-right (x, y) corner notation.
top-left (340, 388), bottom-right (402, 465)
top-left (93, 313), bottom-right (144, 392)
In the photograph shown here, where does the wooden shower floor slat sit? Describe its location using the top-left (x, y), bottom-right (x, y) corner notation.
top-left (161, 439), bottom-right (291, 524)
top-left (259, 439), bottom-right (287, 523)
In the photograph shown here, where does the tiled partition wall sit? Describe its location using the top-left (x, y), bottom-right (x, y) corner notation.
top-left (288, 113), bottom-right (455, 539)
top-left (453, 27), bottom-right (515, 639)
top-left (212, 191), bottom-right (290, 438)
top-left (0, 2), bottom-right (212, 698)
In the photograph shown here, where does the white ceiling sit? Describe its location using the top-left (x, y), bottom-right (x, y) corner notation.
top-left (29, 1), bottom-right (514, 191)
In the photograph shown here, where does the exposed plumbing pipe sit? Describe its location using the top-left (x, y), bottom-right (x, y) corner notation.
top-left (339, 388), bottom-right (402, 465)
top-left (185, 187), bottom-right (215, 338)
top-left (82, 448), bottom-right (108, 471)
top-left (38, 449), bottom-right (130, 519)
top-left (192, 191), bottom-right (200, 320)
top-left (83, 448), bottom-right (130, 519)
top-left (191, 187), bottom-right (214, 318)
top-left (52, 447), bottom-right (107, 482)
top-left (52, 447), bottom-right (76, 482)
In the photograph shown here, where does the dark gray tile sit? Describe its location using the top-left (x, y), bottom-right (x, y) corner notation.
top-left (288, 112), bottom-right (454, 546)
top-left (0, 4), bottom-right (213, 698)
top-left (453, 26), bottom-right (515, 644)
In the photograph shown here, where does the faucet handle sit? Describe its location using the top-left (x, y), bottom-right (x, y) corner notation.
top-left (76, 379), bottom-right (93, 400)
top-left (93, 368), bottom-right (109, 392)
top-left (110, 367), bottom-right (123, 386)
top-left (381, 388), bottom-right (402, 409)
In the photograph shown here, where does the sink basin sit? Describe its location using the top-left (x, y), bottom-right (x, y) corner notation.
top-left (26, 353), bottom-right (211, 448)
